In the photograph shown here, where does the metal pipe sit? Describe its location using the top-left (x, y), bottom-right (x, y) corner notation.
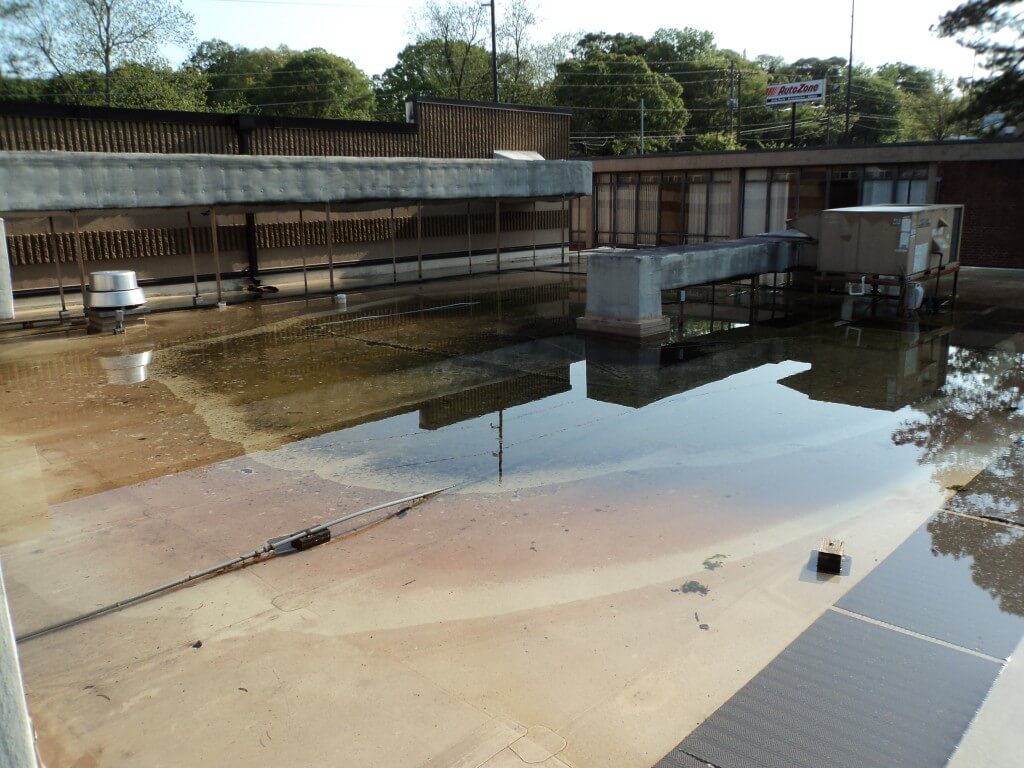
top-left (48, 216), bottom-right (67, 314)
top-left (16, 486), bottom-right (451, 644)
top-left (325, 201), bottom-right (335, 292)
top-left (299, 208), bottom-right (308, 296)
top-left (71, 212), bottom-right (87, 310)
top-left (186, 210), bottom-right (200, 300)
top-left (210, 208), bottom-right (223, 303)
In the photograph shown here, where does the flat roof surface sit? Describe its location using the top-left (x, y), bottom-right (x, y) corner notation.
top-left (1, 266), bottom-right (1022, 768)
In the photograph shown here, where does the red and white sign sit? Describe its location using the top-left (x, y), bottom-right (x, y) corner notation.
top-left (765, 79), bottom-right (826, 106)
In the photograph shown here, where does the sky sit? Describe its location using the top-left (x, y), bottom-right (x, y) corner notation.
top-left (173, 0), bottom-right (981, 82)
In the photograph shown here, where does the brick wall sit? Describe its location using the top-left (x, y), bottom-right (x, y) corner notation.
top-left (937, 160), bottom-right (1024, 268)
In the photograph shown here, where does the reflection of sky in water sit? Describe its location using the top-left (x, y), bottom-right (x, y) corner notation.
top-left (255, 359), bottom-right (933, 506)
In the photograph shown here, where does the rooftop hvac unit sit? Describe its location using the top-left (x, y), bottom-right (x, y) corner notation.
top-left (817, 204), bottom-right (963, 277)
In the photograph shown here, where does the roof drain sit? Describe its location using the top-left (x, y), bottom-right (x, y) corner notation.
top-left (16, 486), bottom-right (451, 644)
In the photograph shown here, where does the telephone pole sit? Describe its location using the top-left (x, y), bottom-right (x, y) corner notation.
top-left (845, 0), bottom-right (855, 142)
top-left (640, 98), bottom-right (645, 155)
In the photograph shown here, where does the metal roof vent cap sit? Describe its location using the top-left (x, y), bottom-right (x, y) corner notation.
top-left (87, 270), bottom-right (146, 309)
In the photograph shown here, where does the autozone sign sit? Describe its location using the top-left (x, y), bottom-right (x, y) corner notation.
top-left (765, 79), bottom-right (826, 106)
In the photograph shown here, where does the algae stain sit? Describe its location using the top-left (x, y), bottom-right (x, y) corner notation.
top-left (672, 580), bottom-right (709, 596)
top-left (702, 553), bottom-right (728, 571)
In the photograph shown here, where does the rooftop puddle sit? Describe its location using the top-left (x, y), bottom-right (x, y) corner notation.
top-left (2, 270), bottom-right (1022, 767)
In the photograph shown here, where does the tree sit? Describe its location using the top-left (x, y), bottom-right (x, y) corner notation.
top-left (255, 49), bottom-right (375, 120)
top-left (553, 52), bottom-right (688, 155)
top-left (901, 78), bottom-right (964, 140)
top-left (411, 0), bottom-right (492, 98)
top-left (186, 40), bottom-right (288, 112)
top-left (39, 62), bottom-right (208, 109)
top-left (373, 39), bottom-right (492, 120)
top-left (496, 0), bottom-right (538, 103)
top-left (937, 0), bottom-right (1024, 125)
top-left (2, 0), bottom-right (194, 105)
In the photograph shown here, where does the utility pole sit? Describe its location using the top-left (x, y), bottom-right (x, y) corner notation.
top-left (736, 70), bottom-right (742, 143)
top-left (487, 0), bottom-right (498, 102)
top-left (845, 0), bottom-right (855, 142)
top-left (790, 103), bottom-right (797, 145)
top-left (728, 62), bottom-right (737, 136)
top-left (640, 98), bottom-right (645, 155)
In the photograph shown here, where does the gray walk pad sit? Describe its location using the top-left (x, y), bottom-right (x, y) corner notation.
top-left (836, 512), bottom-right (1024, 659)
top-left (655, 610), bottom-right (1001, 768)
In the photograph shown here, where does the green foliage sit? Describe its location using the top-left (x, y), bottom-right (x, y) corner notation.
top-left (253, 49), bottom-right (374, 120)
top-left (2, 0), bottom-right (194, 105)
top-left (876, 65), bottom-right (965, 141)
top-left (694, 131), bottom-right (743, 151)
top-left (373, 39), bottom-right (492, 120)
top-left (185, 40), bottom-right (288, 111)
top-left (938, 0), bottom-right (1024, 125)
top-left (553, 52), bottom-right (687, 155)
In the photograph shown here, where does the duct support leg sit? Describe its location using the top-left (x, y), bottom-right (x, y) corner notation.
top-left (48, 216), bottom-right (68, 320)
top-left (210, 208), bottom-right (223, 306)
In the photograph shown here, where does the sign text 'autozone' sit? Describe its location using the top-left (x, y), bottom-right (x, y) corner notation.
top-left (765, 79), bottom-right (826, 106)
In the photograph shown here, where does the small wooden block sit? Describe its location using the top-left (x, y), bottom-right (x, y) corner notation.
top-left (817, 538), bottom-right (844, 575)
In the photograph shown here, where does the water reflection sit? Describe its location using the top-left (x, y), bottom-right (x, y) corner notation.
top-left (0, 278), bottom-right (1015, 516)
top-left (892, 346), bottom-right (1024, 474)
top-left (927, 512), bottom-right (1024, 617)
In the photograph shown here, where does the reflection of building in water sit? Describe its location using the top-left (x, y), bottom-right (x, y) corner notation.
top-left (420, 370), bottom-right (570, 430)
top-left (585, 308), bottom-right (952, 412)
top-left (780, 325), bottom-right (950, 411)
top-left (584, 331), bottom-right (784, 408)
top-left (145, 282), bottom-right (585, 450)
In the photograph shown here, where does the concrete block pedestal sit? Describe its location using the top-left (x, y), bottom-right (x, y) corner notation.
top-left (576, 314), bottom-right (671, 338)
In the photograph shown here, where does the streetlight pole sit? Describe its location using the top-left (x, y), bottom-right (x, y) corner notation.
top-left (487, 0), bottom-right (498, 102)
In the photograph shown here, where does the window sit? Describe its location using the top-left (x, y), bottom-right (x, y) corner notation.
top-left (828, 167), bottom-right (859, 208)
top-left (769, 170), bottom-right (796, 232)
top-left (742, 169), bottom-right (768, 236)
top-left (863, 166), bottom-right (896, 204)
top-left (685, 172), bottom-right (708, 243)
top-left (798, 168), bottom-right (827, 219)
top-left (708, 171), bottom-right (732, 238)
top-left (897, 166), bottom-right (928, 204)
top-left (659, 173), bottom-right (683, 245)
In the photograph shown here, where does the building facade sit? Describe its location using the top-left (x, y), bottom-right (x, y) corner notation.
top-left (572, 140), bottom-right (1024, 269)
